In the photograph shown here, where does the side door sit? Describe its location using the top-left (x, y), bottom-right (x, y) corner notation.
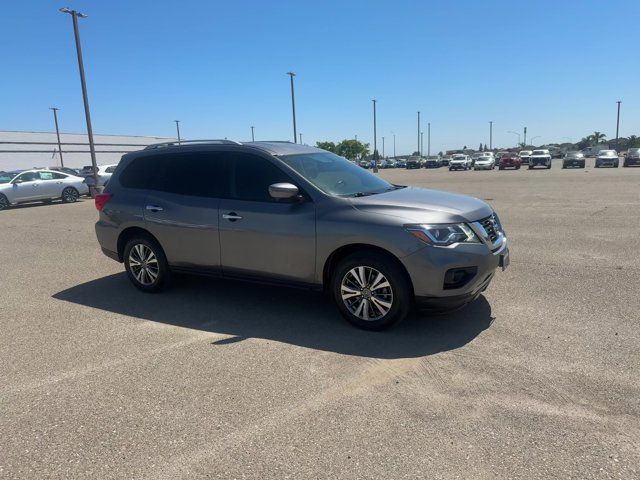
top-left (37, 171), bottom-right (66, 199)
top-left (218, 152), bottom-right (316, 284)
top-left (10, 171), bottom-right (41, 202)
top-left (142, 151), bottom-right (222, 272)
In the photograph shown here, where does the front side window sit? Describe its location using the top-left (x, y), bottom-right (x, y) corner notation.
top-left (0, 172), bottom-right (17, 184)
top-left (229, 153), bottom-right (293, 202)
top-left (15, 172), bottom-right (39, 182)
top-left (279, 151), bottom-right (395, 197)
top-left (39, 171), bottom-right (66, 180)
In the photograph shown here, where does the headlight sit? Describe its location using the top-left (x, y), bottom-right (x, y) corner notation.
top-left (405, 223), bottom-right (480, 246)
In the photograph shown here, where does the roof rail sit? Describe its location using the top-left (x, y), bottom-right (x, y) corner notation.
top-left (143, 139), bottom-right (242, 150)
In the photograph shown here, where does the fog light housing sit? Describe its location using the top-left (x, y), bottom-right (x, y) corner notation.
top-left (443, 267), bottom-right (478, 290)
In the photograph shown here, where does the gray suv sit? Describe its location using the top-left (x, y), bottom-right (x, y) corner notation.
top-left (95, 140), bottom-right (509, 330)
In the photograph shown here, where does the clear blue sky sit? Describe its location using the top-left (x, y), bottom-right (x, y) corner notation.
top-left (1, 0), bottom-right (638, 154)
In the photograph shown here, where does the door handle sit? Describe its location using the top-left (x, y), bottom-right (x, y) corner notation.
top-left (145, 205), bottom-right (164, 212)
top-left (222, 212), bottom-right (243, 221)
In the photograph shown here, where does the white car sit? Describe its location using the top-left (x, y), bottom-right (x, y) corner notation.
top-left (83, 164), bottom-right (118, 187)
top-left (594, 150), bottom-right (619, 168)
top-left (474, 153), bottom-right (496, 170)
top-left (449, 154), bottom-right (471, 171)
top-left (528, 149), bottom-right (552, 169)
top-left (0, 169), bottom-right (89, 210)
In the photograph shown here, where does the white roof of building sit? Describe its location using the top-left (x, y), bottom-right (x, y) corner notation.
top-left (0, 130), bottom-right (176, 171)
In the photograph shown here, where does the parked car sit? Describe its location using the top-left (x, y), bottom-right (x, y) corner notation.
top-left (562, 151), bottom-right (586, 169)
top-left (519, 150), bottom-right (533, 165)
top-left (594, 150), bottom-right (619, 168)
top-left (83, 164), bottom-right (119, 188)
top-left (95, 140), bottom-right (509, 330)
top-left (474, 153), bottom-right (495, 170)
top-left (623, 148), bottom-right (640, 167)
top-left (380, 159), bottom-right (396, 169)
top-left (440, 155), bottom-right (452, 166)
top-left (0, 169), bottom-right (88, 210)
top-left (395, 159), bottom-right (407, 168)
top-left (358, 159), bottom-right (370, 169)
top-left (498, 153), bottom-right (521, 170)
top-left (424, 157), bottom-right (441, 168)
top-left (405, 156), bottom-right (422, 169)
top-left (528, 149), bottom-right (552, 169)
top-left (449, 154), bottom-right (471, 171)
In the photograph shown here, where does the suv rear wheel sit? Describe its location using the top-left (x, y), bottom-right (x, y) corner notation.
top-left (123, 236), bottom-right (170, 292)
top-left (331, 252), bottom-right (411, 330)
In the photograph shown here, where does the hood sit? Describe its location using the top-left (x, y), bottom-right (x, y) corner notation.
top-left (350, 186), bottom-right (493, 224)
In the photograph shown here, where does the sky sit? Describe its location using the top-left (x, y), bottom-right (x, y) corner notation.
top-left (0, 0), bottom-right (638, 155)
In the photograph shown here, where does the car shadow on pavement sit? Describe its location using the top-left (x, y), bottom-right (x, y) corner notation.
top-left (53, 273), bottom-right (494, 359)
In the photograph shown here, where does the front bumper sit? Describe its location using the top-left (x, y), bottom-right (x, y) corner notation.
top-left (625, 158), bottom-right (640, 166)
top-left (401, 238), bottom-right (507, 308)
top-left (474, 163), bottom-right (493, 170)
top-left (563, 160), bottom-right (585, 167)
top-left (530, 158), bottom-right (550, 166)
top-left (449, 163), bottom-right (467, 169)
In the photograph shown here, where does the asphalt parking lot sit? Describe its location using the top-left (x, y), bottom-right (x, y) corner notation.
top-left (1, 159), bottom-right (639, 479)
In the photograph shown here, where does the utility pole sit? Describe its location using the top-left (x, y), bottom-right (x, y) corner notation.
top-left (417, 111), bottom-right (421, 155)
top-left (174, 120), bottom-right (181, 144)
top-left (286, 72), bottom-right (297, 143)
top-left (427, 122), bottom-right (431, 157)
top-left (299, 133), bottom-right (303, 144)
top-left (421, 132), bottom-right (424, 158)
top-left (615, 100), bottom-right (622, 151)
top-left (524, 126), bottom-right (527, 146)
top-left (251, 126), bottom-right (255, 141)
top-left (372, 99), bottom-right (378, 167)
top-left (50, 107), bottom-right (64, 167)
top-left (489, 121), bottom-right (493, 150)
top-left (382, 136), bottom-right (385, 158)
top-left (59, 7), bottom-right (98, 190)
top-left (393, 133), bottom-right (396, 159)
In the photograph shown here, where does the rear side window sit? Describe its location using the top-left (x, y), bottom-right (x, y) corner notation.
top-left (161, 153), bottom-right (223, 197)
top-left (119, 156), bottom-right (161, 189)
top-left (229, 153), bottom-right (293, 202)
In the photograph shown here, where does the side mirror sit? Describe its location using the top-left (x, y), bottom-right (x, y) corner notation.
top-left (269, 182), bottom-right (299, 200)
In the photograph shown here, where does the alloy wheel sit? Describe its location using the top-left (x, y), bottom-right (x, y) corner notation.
top-left (62, 188), bottom-right (79, 203)
top-left (340, 266), bottom-right (393, 321)
top-left (128, 244), bottom-right (159, 286)
top-left (0, 195), bottom-right (8, 211)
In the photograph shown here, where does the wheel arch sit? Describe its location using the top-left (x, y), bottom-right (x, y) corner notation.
top-left (117, 226), bottom-right (162, 262)
top-left (322, 243), bottom-right (414, 296)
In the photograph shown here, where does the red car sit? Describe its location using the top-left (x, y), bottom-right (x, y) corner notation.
top-left (498, 153), bottom-right (522, 170)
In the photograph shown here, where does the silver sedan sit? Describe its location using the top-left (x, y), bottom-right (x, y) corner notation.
top-left (0, 169), bottom-right (89, 210)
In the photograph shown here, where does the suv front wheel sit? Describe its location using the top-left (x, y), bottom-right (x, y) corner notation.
top-left (123, 236), bottom-right (170, 292)
top-left (331, 252), bottom-right (411, 330)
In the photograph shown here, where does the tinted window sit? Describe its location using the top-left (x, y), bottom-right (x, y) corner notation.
top-left (105, 165), bottom-right (117, 173)
top-left (230, 154), bottom-right (293, 202)
top-left (161, 153), bottom-right (222, 197)
top-left (119, 155), bottom-right (164, 189)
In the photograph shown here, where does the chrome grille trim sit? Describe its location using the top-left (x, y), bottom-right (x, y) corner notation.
top-left (470, 213), bottom-right (505, 251)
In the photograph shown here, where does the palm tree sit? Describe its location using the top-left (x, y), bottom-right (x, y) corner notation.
top-left (626, 135), bottom-right (639, 149)
top-left (588, 131), bottom-right (607, 146)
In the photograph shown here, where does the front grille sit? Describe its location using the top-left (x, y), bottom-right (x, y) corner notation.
top-left (479, 214), bottom-right (501, 242)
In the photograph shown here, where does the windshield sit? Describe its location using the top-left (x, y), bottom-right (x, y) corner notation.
top-left (280, 151), bottom-right (398, 197)
top-left (599, 150), bottom-right (616, 157)
top-left (532, 150), bottom-right (547, 155)
top-left (520, 151), bottom-right (532, 155)
top-left (0, 172), bottom-right (18, 184)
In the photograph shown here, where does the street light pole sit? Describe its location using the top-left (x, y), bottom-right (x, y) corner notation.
top-left (507, 131), bottom-right (521, 146)
top-left (50, 107), bottom-right (64, 167)
top-left (615, 100), bottom-right (622, 151)
top-left (286, 72), bottom-right (297, 143)
top-left (530, 136), bottom-right (541, 146)
top-left (489, 121), bottom-right (493, 150)
top-left (382, 136), bottom-right (385, 158)
top-left (251, 126), bottom-right (255, 141)
top-left (393, 133), bottom-right (396, 159)
top-left (59, 7), bottom-right (98, 189)
top-left (174, 120), bottom-right (181, 144)
top-left (427, 122), bottom-right (431, 157)
top-left (417, 111), bottom-right (421, 155)
top-left (299, 133), bottom-right (303, 144)
top-left (523, 126), bottom-right (527, 146)
top-left (372, 99), bottom-right (378, 167)
top-left (421, 132), bottom-right (424, 157)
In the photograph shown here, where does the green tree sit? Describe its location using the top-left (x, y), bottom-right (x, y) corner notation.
top-left (315, 141), bottom-right (337, 153)
top-left (411, 151), bottom-right (420, 156)
top-left (479, 143), bottom-right (483, 151)
top-left (335, 139), bottom-right (369, 160)
top-left (625, 135), bottom-right (639, 149)
top-left (588, 131), bottom-right (607, 146)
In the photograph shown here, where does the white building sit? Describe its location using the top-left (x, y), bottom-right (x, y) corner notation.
top-left (0, 130), bottom-right (176, 171)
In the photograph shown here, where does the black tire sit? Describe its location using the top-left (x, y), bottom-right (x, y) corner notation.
top-left (499, 166), bottom-right (504, 170)
top-left (331, 251), bottom-right (411, 330)
top-left (528, 165), bottom-right (533, 170)
top-left (0, 194), bottom-right (9, 211)
top-left (123, 235), bottom-right (171, 293)
top-left (614, 161), bottom-right (619, 168)
top-left (61, 187), bottom-right (80, 203)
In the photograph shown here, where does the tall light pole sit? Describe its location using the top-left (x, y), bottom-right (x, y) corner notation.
top-left (615, 100), bottom-right (622, 151)
top-left (50, 107), bottom-right (64, 167)
top-left (489, 121), bottom-right (493, 150)
top-left (420, 131), bottom-right (424, 157)
top-left (299, 132), bottom-right (303, 144)
top-left (427, 122), bottom-right (431, 157)
top-left (250, 126), bottom-right (255, 141)
top-left (417, 111), bottom-right (421, 155)
top-left (59, 7), bottom-right (98, 189)
top-left (393, 133), bottom-right (396, 159)
top-left (286, 72), bottom-right (297, 143)
top-left (507, 131), bottom-right (521, 146)
top-left (523, 126), bottom-right (527, 146)
top-left (174, 120), bottom-right (181, 144)
top-left (382, 136), bottom-right (385, 158)
top-left (372, 99), bottom-right (378, 165)
top-left (530, 136), bottom-right (541, 146)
